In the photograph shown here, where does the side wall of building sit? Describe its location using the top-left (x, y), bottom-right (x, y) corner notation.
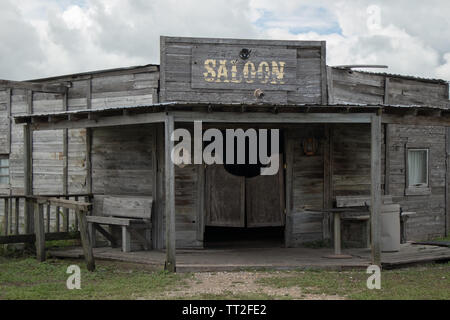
top-left (0, 66), bottom-right (159, 233)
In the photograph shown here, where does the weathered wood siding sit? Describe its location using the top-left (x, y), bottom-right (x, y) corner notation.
top-left (160, 37), bottom-right (327, 104)
top-left (286, 126), bottom-right (324, 245)
top-left (1, 66), bottom-right (159, 230)
top-left (332, 124), bottom-right (372, 197)
top-left (386, 125), bottom-right (446, 240)
top-left (330, 68), bottom-right (449, 105)
top-left (0, 90), bottom-right (10, 155)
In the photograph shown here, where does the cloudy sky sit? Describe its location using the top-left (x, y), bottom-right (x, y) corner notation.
top-left (2, 0), bottom-right (450, 82)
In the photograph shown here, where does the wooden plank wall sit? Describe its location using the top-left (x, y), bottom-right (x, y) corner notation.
top-left (0, 90), bottom-right (10, 155)
top-left (286, 125), bottom-right (324, 245)
top-left (160, 37), bottom-right (326, 104)
top-left (286, 123), bottom-right (386, 246)
top-left (1, 66), bottom-right (159, 230)
top-left (386, 125), bottom-right (446, 240)
top-left (333, 124), bottom-right (373, 197)
top-left (330, 68), bottom-right (449, 105)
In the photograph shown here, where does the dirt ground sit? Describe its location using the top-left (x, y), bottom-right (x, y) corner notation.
top-left (160, 271), bottom-right (344, 300)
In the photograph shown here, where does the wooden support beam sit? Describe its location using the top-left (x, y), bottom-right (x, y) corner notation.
top-left (29, 112), bottom-right (167, 131)
top-left (3, 199), bottom-right (8, 236)
top-left (92, 224), bottom-right (117, 247)
top-left (86, 78), bottom-right (93, 195)
top-left (24, 90), bottom-right (34, 234)
top-left (62, 91), bottom-right (69, 232)
top-left (371, 113), bottom-right (382, 266)
top-left (76, 209), bottom-right (95, 271)
top-left (153, 125), bottom-right (165, 250)
top-left (34, 203), bottom-right (45, 262)
top-left (165, 114), bottom-right (176, 272)
top-left (323, 124), bottom-right (332, 241)
top-left (14, 198), bottom-right (19, 235)
top-left (173, 112), bottom-right (373, 124)
top-left (196, 164), bottom-right (205, 243)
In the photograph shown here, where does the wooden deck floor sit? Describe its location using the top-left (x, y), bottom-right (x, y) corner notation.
top-left (48, 243), bottom-right (450, 272)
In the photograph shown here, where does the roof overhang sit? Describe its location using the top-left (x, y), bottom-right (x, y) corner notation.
top-left (14, 102), bottom-right (450, 131)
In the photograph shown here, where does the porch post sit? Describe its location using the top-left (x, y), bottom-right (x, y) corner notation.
top-left (371, 113), bottom-right (382, 266)
top-left (165, 114), bottom-right (176, 272)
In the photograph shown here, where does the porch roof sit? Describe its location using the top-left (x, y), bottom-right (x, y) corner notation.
top-left (14, 102), bottom-right (450, 131)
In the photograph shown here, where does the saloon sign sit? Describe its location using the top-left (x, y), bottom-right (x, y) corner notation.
top-left (202, 59), bottom-right (287, 85)
top-left (191, 46), bottom-right (298, 91)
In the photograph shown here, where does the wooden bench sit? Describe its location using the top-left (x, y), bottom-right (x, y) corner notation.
top-left (87, 196), bottom-right (153, 252)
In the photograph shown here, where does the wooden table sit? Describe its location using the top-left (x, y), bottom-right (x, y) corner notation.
top-left (322, 208), bottom-right (364, 259)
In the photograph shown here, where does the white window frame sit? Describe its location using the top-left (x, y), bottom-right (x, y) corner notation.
top-left (405, 147), bottom-right (431, 196)
top-left (0, 155), bottom-right (9, 186)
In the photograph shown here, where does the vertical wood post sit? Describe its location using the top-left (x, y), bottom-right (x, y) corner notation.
top-left (165, 114), bottom-right (176, 272)
top-left (46, 204), bottom-right (51, 233)
top-left (371, 113), bottom-right (382, 266)
top-left (76, 209), bottom-right (95, 272)
top-left (23, 125), bottom-right (33, 234)
top-left (3, 199), bottom-right (9, 236)
top-left (15, 198), bottom-right (19, 235)
top-left (34, 202), bottom-right (45, 262)
top-left (333, 212), bottom-right (341, 255)
top-left (62, 90), bottom-right (69, 232)
top-left (86, 78), bottom-right (93, 195)
top-left (323, 124), bottom-right (332, 241)
top-left (24, 90), bottom-right (34, 234)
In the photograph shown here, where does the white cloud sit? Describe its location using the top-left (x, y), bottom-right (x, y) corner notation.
top-left (0, 0), bottom-right (449, 83)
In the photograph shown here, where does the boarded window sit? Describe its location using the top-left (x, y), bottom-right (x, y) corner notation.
top-left (0, 156), bottom-right (9, 185)
top-left (407, 149), bottom-right (428, 187)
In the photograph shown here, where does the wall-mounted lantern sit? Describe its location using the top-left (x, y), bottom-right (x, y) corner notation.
top-left (302, 138), bottom-right (319, 156)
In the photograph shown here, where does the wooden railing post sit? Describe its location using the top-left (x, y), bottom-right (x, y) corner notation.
top-left (3, 198), bottom-right (8, 236)
top-left (15, 198), bottom-right (19, 235)
top-left (34, 200), bottom-right (46, 262)
top-left (76, 209), bottom-right (95, 271)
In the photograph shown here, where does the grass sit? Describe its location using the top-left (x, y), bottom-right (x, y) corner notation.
top-left (257, 263), bottom-right (450, 300)
top-left (0, 257), bottom-right (187, 300)
top-left (0, 252), bottom-right (449, 300)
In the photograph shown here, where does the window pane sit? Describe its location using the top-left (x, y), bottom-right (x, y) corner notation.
top-left (408, 150), bottom-right (427, 186)
top-left (0, 159), bottom-right (8, 167)
top-left (0, 168), bottom-right (9, 175)
top-left (0, 176), bottom-right (9, 185)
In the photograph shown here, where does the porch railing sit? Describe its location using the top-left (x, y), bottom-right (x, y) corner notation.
top-left (0, 194), bottom-right (95, 271)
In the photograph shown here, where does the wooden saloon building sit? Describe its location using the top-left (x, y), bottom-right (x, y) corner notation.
top-left (1, 36), bottom-right (450, 271)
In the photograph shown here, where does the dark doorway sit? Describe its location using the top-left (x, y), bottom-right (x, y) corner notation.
top-left (204, 226), bottom-right (285, 248)
top-left (204, 129), bottom-right (285, 247)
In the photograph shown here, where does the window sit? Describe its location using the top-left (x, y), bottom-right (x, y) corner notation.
top-left (0, 156), bottom-right (9, 185)
top-left (407, 149), bottom-right (428, 187)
